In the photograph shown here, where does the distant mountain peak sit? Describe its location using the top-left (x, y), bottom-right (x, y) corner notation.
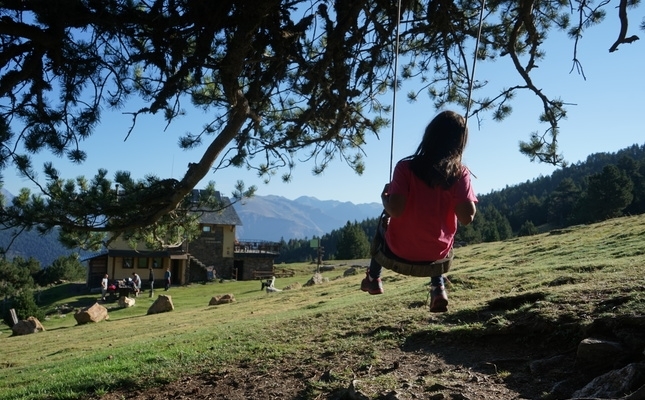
top-left (234, 195), bottom-right (381, 241)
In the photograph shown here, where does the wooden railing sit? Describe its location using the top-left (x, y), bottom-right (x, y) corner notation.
top-left (234, 240), bottom-right (280, 254)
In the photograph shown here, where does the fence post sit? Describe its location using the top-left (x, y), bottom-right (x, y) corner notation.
top-left (9, 308), bottom-right (19, 326)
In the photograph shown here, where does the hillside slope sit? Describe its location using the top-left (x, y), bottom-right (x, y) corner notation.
top-left (2, 214), bottom-right (644, 399)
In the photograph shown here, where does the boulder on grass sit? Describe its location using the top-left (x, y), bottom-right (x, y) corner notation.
top-left (304, 273), bottom-right (325, 287)
top-left (147, 294), bottom-right (174, 315)
top-left (118, 296), bottom-right (136, 308)
top-left (74, 303), bottom-right (109, 324)
top-left (12, 316), bottom-right (45, 336)
top-left (209, 293), bottom-right (235, 305)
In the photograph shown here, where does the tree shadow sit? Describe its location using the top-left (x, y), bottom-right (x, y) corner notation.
top-left (400, 292), bottom-right (588, 399)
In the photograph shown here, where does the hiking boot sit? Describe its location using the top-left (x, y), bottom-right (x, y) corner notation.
top-left (429, 285), bottom-right (448, 313)
top-left (360, 272), bottom-right (384, 295)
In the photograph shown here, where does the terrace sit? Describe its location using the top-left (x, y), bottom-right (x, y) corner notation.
top-left (234, 240), bottom-right (281, 254)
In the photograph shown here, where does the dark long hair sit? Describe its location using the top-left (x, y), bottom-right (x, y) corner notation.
top-left (407, 110), bottom-right (468, 189)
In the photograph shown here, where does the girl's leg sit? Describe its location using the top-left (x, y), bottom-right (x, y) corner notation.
top-left (361, 257), bottom-right (384, 295)
top-left (362, 218), bottom-right (387, 295)
top-left (368, 257), bottom-right (383, 279)
top-left (430, 275), bottom-right (448, 312)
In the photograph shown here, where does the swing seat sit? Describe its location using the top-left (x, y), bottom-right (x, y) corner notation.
top-left (371, 211), bottom-right (453, 278)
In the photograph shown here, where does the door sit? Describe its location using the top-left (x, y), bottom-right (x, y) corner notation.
top-left (234, 259), bottom-right (243, 280)
top-left (171, 259), bottom-right (181, 286)
top-left (88, 257), bottom-right (108, 288)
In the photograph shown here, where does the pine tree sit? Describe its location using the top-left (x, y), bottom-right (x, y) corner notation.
top-left (547, 178), bottom-right (582, 226)
top-left (1, 1), bottom-right (640, 248)
top-left (518, 221), bottom-right (539, 237)
top-left (585, 165), bottom-right (634, 221)
top-left (336, 222), bottom-right (370, 260)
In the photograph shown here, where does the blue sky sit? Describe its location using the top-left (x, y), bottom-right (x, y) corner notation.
top-left (3, 13), bottom-right (644, 205)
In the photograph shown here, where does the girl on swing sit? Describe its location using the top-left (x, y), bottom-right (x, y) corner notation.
top-left (361, 110), bottom-right (478, 313)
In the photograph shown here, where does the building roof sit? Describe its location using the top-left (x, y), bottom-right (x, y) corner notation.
top-left (191, 190), bottom-right (243, 226)
top-left (82, 248), bottom-right (187, 261)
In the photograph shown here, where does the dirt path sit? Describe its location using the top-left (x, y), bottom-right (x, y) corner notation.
top-left (97, 332), bottom-right (582, 400)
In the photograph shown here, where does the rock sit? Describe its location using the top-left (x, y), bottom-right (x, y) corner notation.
top-left (529, 355), bottom-right (571, 375)
top-left (147, 294), bottom-right (174, 314)
top-left (11, 316), bottom-right (45, 336)
top-left (572, 362), bottom-right (645, 398)
top-left (347, 380), bottom-right (371, 400)
top-left (576, 337), bottom-right (626, 373)
top-left (384, 391), bottom-right (405, 400)
top-left (304, 273), bottom-right (325, 287)
top-left (209, 294), bottom-right (236, 305)
top-left (74, 303), bottom-right (109, 324)
top-left (550, 377), bottom-right (582, 399)
top-left (118, 296), bottom-right (136, 308)
top-left (283, 282), bottom-right (301, 291)
top-left (344, 267), bottom-right (358, 277)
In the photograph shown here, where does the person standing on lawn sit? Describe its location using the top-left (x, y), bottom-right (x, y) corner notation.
top-left (101, 274), bottom-right (109, 301)
top-left (132, 272), bottom-right (142, 296)
top-left (149, 264), bottom-right (155, 297)
top-left (164, 267), bottom-right (171, 291)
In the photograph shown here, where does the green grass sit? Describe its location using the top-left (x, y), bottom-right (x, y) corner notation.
top-left (2, 215), bottom-right (645, 399)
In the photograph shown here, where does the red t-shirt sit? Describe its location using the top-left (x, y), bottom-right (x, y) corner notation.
top-left (385, 160), bottom-right (478, 261)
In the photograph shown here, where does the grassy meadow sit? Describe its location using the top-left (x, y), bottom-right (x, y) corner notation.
top-left (1, 214), bottom-right (645, 399)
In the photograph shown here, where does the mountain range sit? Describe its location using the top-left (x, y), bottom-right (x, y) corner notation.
top-left (233, 195), bottom-right (382, 242)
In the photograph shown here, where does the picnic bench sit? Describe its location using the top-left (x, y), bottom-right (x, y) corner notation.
top-left (114, 280), bottom-right (139, 298)
top-left (251, 270), bottom-right (274, 280)
top-left (117, 286), bottom-right (138, 298)
top-left (274, 268), bottom-right (295, 278)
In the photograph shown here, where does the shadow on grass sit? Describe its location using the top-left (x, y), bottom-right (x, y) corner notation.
top-left (485, 291), bottom-right (546, 311)
top-left (399, 291), bottom-right (591, 400)
top-left (37, 282), bottom-right (89, 307)
top-left (55, 296), bottom-right (101, 309)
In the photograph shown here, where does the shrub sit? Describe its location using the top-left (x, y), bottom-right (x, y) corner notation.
top-left (2, 290), bottom-right (45, 326)
top-left (518, 220), bottom-right (539, 237)
top-left (36, 254), bottom-right (86, 286)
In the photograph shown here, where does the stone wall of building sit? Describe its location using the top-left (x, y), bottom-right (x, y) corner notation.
top-left (188, 227), bottom-right (237, 282)
top-left (213, 258), bottom-right (236, 280)
top-left (235, 256), bottom-right (274, 280)
top-left (189, 227), bottom-right (223, 266)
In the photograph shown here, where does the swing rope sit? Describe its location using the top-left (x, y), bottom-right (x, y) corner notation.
top-left (465, 0), bottom-right (487, 122)
top-left (387, 0), bottom-right (487, 179)
top-left (388, 0), bottom-right (403, 181)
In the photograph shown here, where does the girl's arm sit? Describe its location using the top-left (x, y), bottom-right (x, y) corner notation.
top-left (455, 201), bottom-right (476, 226)
top-left (381, 183), bottom-right (406, 217)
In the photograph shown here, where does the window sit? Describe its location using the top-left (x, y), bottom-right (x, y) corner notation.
top-left (202, 225), bottom-right (211, 232)
top-left (137, 257), bottom-right (148, 269)
top-left (152, 257), bottom-right (162, 269)
top-left (123, 257), bottom-right (134, 269)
